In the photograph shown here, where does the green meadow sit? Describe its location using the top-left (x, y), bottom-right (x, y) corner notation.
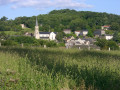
top-left (0, 47), bottom-right (120, 90)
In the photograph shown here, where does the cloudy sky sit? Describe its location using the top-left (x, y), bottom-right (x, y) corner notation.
top-left (0, 0), bottom-right (119, 19)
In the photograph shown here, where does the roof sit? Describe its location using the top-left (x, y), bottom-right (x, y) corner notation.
top-left (63, 29), bottom-right (71, 31)
top-left (81, 30), bottom-right (88, 31)
top-left (40, 32), bottom-right (50, 34)
top-left (75, 31), bottom-right (80, 32)
top-left (36, 17), bottom-right (38, 26)
top-left (39, 32), bottom-right (57, 34)
top-left (102, 25), bottom-right (110, 27)
top-left (40, 37), bottom-right (49, 39)
top-left (94, 29), bottom-right (105, 35)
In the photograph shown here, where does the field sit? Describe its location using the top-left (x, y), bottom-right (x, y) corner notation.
top-left (0, 28), bottom-right (34, 35)
top-left (0, 47), bottom-right (120, 90)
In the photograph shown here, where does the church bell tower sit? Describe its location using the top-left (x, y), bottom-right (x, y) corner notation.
top-left (34, 17), bottom-right (40, 39)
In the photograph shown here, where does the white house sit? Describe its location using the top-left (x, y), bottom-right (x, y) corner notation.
top-left (20, 24), bottom-right (26, 29)
top-left (34, 17), bottom-right (56, 40)
top-left (39, 32), bottom-right (56, 40)
top-left (81, 30), bottom-right (88, 36)
top-left (74, 31), bottom-right (80, 36)
top-left (101, 25), bottom-right (110, 30)
top-left (63, 29), bottom-right (71, 34)
top-left (105, 35), bottom-right (113, 40)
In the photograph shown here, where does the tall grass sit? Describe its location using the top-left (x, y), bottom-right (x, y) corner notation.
top-left (0, 47), bottom-right (120, 90)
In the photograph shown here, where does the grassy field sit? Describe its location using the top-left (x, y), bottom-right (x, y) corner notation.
top-left (0, 28), bottom-right (34, 35)
top-left (0, 47), bottom-right (120, 90)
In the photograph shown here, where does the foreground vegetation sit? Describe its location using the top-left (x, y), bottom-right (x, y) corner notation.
top-left (0, 47), bottom-right (120, 90)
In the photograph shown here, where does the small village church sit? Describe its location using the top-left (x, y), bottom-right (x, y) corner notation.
top-left (34, 17), bottom-right (56, 40)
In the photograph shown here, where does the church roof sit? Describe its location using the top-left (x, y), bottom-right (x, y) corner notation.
top-left (39, 32), bottom-right (50, 34)
top-left (39, 32), bottom-right (57, 34)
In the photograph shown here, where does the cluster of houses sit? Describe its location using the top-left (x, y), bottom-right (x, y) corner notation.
top-left (63, 25), bottom-right (113, 49)
top-left (21, 18), bottom-right (114, 50)
top-left (63, 25), bottom-right (113, 40)
top-left (65, 37), bottom-right (100, 50)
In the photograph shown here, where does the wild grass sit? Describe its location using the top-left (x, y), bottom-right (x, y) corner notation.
top-left (0, 47), bottom-right (120, 90)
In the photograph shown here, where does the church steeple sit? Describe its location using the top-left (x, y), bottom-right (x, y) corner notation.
top-left (34, 16), bottom-right (39, 39)
top-left (36, 16), bottom-right (38, 26)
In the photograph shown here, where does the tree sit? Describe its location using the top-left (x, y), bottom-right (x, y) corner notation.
top-left (1, 16), bottom-right (8, 21)
top-left (56, 32), bottom-right (65, 42)
top-left (111, 22), bottom-right (120, 31)
top-left (96, 39), bottom-right (108, 50)
top-left (96, 38), bottom-right (119, 50)
top-left (113, 31), bottom-right (120, 43)
top-left (87, 29), bottom-right (93, 37)
top-left (107, 41), bottom-right (119, 50)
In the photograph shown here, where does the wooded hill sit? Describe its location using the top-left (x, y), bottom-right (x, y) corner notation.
top-left (0, 9), bottom-right (120, 32)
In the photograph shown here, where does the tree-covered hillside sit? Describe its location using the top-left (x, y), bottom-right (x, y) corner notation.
top-left (0, 9), bottom-right (120, 32)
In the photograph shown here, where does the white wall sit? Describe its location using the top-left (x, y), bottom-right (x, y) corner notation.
top-left (49, 32), bottom-right (56, 40)
top-left (105, 36), bottom-right (113, 40)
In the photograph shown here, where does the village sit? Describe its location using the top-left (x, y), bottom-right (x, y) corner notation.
top-left (20, 18), bottom-right (115, 50)
top-left (0, 1), bottom-right (120, 89)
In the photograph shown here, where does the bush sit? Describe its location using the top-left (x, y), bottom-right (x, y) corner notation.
top-left (1, 40), bottom-right (18, 46)
top-left (96, 39), bottom-right (119, 50)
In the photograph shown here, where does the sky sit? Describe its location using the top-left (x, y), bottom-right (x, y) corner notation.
top-left (0, 0), bottom-right (119, 19)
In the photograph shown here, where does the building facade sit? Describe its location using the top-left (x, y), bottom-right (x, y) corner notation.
top-left (63, 29), bottom-right (71, 34)
top-left (74, 31), bottom-right (81, 36)
top-left (34, 17), bottom-right (56, 40)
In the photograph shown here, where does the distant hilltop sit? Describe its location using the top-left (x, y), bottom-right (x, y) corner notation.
top-left (0, 9), bottom-right (120, 32)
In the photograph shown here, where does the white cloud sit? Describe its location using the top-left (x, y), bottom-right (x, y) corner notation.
top-left (0, 0), bottom-right (93, 9)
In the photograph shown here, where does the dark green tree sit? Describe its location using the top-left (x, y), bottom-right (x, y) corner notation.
top-left (56, 32), bottom-right (65, 42)
top-left (1, 16), bottom-right (8, 21)
top-left (96, 39), bottom-right (108, 50)
top-left (87, 29), bottom-right (94, 37)
top-left (111, 22), bottom-right (120, 31)
top-left (107, 41), bottom-right (119, 50)
top-left (113, 31), bottom-right (120, 43)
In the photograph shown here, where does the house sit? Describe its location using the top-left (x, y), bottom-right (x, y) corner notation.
top-left (20, 24), bottom-right (27, 29)
top-left (118, 43), bottom-right (120, 48)
top-left (94, 29), bottom-right (105, 37)
top-left (65, 36), bottom-right (75, 42)
top-left (34, 17), bottom-right (57, 40)
top-left (74, 31), bottom-right (81, 36)
top-left (65, 40), bottom-right (75, 49)
top-left (65, 38), bottom-right (91, 48)
top-left (24, 32), bottom-right (33, 37)
top-left (63, 29), bottom-right (71, 34)
top-left (101, 25), bottom-right (110, 30)
top-left (65, 37), bottom-right (98, 49)
top-left (82, 38), bottom-right (96, 45)
top-left (105, 34), bottom-right (113, 40)
top-left (80, 30), bottom-right (88, 36)
top-left (65, 39), bottom-right (99, 50)
top-left (39, 32), bottom-right (56, 40)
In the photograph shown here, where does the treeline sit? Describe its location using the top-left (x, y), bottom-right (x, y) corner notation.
top-left (1, 36), bottom-right (63, 47)
top-left (0, 16), bottom-right (22, 31)
top-left (1, 9), bottom-right (120, 32)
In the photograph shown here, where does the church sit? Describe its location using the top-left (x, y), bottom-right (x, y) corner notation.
top-left (34, 17), bottom-right (57, 40)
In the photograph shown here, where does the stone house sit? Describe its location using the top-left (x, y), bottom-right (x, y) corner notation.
top-left (63, 29), bottom-right (71, 34)
top-left (20, 24), bottom-right (27, 29)
top-left (94, 29), bottom-right (105, 37)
